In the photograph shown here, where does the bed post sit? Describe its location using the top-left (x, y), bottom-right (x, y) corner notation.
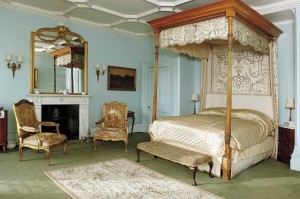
top-left (222, 10), bottom-right (235, 181)
top-left (152, 30), bottom-right (160, 122)
top-left (200, 59), bottom-right (208, 110)
top-left (269, 40), bottom-right (279, 158)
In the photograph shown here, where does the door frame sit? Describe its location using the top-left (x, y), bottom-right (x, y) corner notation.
top-left (141, 62), bottom-right (175, 132)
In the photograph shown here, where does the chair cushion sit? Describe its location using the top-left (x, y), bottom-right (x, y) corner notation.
top-left (23, 133), bottom-right (67, 147)
top-left (94, 128), bottom-right (127, 139)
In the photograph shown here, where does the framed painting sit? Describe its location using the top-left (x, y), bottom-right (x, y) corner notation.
top-left (107, 66), bottom-right (136, 91)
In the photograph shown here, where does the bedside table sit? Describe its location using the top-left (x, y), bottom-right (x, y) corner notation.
top-left (277, 126), bottom-right (295, 164)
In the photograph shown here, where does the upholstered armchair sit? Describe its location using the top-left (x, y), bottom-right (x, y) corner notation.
top-left (13, 99), bottom-right (67, 165)
top-left (93, 101), bottom-right (129, 153)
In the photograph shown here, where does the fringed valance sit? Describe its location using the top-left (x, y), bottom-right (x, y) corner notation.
top-left (56, 51), bottom-right (84, 69)
top-left (160, 17), bottom-right (269, 55)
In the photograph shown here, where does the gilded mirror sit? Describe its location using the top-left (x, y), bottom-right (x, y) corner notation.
top-left (30, 25), bottom-right (88, 94)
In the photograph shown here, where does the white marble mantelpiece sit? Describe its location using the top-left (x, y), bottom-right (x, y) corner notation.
top-left (28, 94), bottom-right (90, 140)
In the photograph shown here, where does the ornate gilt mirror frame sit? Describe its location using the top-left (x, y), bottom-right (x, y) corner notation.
top-left (30, 25), bottom-right (88, 94)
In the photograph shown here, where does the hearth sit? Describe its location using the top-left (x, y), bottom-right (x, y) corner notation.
top-left (42, 105), bottom-right (79, 140)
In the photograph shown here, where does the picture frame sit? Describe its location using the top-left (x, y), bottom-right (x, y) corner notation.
top-left (107, 66), bottom-right (136, 91)
top-left (34, 68), bottom-right (38, 88)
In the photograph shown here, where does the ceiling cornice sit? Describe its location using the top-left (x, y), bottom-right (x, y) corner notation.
top-left (0, 0), bottom-right (298, 37)
top-left (252, 0), bottom-right (300, 15)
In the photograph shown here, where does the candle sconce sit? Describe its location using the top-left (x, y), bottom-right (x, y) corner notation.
top-left (5, 53), bottom-right (23, 78)
top-left (95, 63), bottom-right (107, 81)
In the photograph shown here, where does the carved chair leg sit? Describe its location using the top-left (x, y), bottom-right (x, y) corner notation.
top-left (19, 146), bottom-right (23, 162)
top-left (136, 148), bottom-right (141, 162)
top-left (63, 142), bottom-right (68, 154)
top-left (46, 149), bottom-right (51, 166)
top-left (124, 139), bottom-right (128, 155)
top-left (93, 138), bottom-right (97, 152)
top-left (208, 161), bottom-right (214, 178)
top-left (190, 166), bottom-right (198, 186)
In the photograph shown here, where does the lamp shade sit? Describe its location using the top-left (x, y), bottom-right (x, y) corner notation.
top-left (94, 63), bottom-right (100, 69)
top-left (190, 93), bottom-right (198, 102)
top-left (5, 53), bottom-right (12, 61)
top-left (286, 98), bottom-right (295, 109)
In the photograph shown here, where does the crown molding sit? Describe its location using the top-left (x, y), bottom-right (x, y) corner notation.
top-left (253, 0), bottom-right (300, 15)
top-left (1, 0), bottom-right (298, 38)
top-left (274, 19), bottom-right (294, 26)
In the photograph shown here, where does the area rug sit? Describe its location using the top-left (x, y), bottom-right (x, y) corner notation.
top-left (45, 158), bottom-right (223, 199)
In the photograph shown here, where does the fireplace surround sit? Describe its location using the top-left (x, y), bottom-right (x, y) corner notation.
top-left (28, 94), bottom-right (89, 140)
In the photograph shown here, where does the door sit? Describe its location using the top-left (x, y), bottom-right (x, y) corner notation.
top-left (144, 65), bottom-right (172, 127)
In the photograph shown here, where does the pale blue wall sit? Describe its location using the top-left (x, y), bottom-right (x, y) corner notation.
top-left (179, 54), bottom-right (200, 115)
top-left (0, 5), bottom-right (295, 141)
top-left (0, 6), bottom-right (143, 141)
top-left (277, 23), bottom-right (295, 125)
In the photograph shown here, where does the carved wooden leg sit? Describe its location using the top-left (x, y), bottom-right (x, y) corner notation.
top-left (208, 161), bottom-right (214, 178)
top-left (136, 148), bottom-right (141, 162)
top-left (2, 145), bottom-right (6, 153)
top-left (19, 145), bottom-right (23, 162)
top-left (93, 138), bottom-right (97, 152)
top-left (190, 166), bottom-right (198, 186)
top-left (124, 139), bottom-right (128, 155)
top-left (46, 149), bottom-right (51, 166)
top-left (63, 142), bottom-right (67, 154)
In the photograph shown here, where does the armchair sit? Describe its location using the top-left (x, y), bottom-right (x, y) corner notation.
top-left (93, 101), bottom-right (128, 153)
top-left (13, 99), bottom-right (67, 165)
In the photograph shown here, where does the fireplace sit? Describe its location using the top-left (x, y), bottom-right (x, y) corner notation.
top-left (42, 105), bottom-right (79, 140)
top-left (28, 94), bottom-right (89, 140)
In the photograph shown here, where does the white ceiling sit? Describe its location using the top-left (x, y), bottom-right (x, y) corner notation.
top-left (0, 0), bottom-right (298, 37)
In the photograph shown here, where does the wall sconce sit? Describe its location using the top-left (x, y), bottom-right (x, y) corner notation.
top-left (5, 53), bottom-right (23, 78)
top-left (95, 64), bottom-right (106, 81)
top-left (190, 93), bottom-right (199, 114)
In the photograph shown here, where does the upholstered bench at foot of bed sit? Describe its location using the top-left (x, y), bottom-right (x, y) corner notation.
top-left (136, 141), bottom-right (213, 186)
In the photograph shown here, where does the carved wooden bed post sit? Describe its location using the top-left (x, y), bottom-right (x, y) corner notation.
top-left (152, 29), bottom-right (160, 122)
top-left (222, 9), bottom-right (235, 181)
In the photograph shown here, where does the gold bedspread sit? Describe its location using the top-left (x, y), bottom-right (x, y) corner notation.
top-left (150, 108), bottom-right (276, 157)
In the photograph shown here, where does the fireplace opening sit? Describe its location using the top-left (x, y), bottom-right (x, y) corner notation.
top-left (42, 105), bottom-right (79, 140)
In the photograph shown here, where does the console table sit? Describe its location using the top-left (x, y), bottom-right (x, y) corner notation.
top-left (127, 111), bottom-right (135, 135)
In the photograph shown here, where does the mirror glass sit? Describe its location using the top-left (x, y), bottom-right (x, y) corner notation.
top-left (30, 25), bottom-right (88, 94)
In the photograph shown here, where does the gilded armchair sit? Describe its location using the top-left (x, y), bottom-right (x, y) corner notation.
top-left (13, 99), bottom-right (67, 165)
top-left (93, 101), bottom-right (129, 153)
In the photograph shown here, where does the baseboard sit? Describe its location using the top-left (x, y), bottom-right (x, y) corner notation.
top-left (290, 150), bottom-right (300, 171)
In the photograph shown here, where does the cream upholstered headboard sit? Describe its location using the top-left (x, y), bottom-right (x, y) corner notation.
top-left (202, 43), bottom-right (275, 120)
top-left (204, 93), bottom-right (274, 119)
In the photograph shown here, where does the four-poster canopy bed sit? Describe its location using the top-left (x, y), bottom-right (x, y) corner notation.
top-left (147, 0), bottom-right (282, 180)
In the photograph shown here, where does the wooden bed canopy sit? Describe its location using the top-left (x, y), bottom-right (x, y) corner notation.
top-left (147, 0), bottom-right (282, 180)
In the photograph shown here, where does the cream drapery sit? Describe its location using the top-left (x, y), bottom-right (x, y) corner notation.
top-left (56, 52), bottom-right (84, 69)
top-left (168, 43), bottom-right (210, 59)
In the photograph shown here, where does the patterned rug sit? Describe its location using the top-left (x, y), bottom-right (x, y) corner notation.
top-left (45, 158), bottom-right (223, 199)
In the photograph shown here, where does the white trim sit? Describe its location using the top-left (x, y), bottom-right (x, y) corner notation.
top-left (291, 6), bottom-right (300, 171)
top-left (253, 0), bottom-right (300, 15)
top-left (1, 0), bottom-right (298, 37)
top-left (274, 19), bottom-right (294, 26)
